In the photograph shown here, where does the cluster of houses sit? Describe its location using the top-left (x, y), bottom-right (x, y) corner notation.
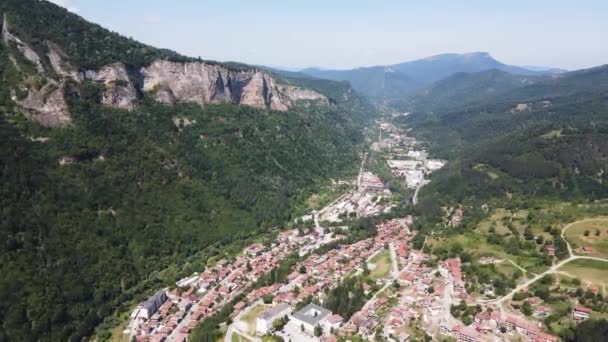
top-left (386, 158), bottom-right (445, 189)
top-left (127, 227), bottom-right (341, 341)
top-left (238, 217), bottom-right (415, 340)
top-left (441, 311), bottom-right (560, 342)
top-left (360, 171), bottom-right (391, 194)
top-left (319, 179), bottom-right (392, 222)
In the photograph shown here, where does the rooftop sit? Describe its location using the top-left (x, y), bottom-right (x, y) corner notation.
top-left (292, 303), bottom-right (332, 326)
top-left (261, 303), bottom-right (291, 320)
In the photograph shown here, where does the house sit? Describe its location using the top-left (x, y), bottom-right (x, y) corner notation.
top-left (545, 245), bottom-right (556, 256)
top-left (326, 314), bottom-right (344, 329)
top-left (451, 325), bottom-right (480, 342)
top-left (256, 303), bottom-right (292, 334)
top-left (572, 306), bottom-right (592, 321)
top-left (582, 246), bottom-right (595, 253)
top-left (291, 303), bottom-right (332, 334)
top-left (536, 332), bottom-right (559, 342)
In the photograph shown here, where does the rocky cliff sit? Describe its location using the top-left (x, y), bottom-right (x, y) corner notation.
top-left (1, 15), bottom-right (328, 127)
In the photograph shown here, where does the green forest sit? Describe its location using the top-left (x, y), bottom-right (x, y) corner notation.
top-left (401, 66), bottom-right (608, 206)
top-left (0, 1), bottom-right (376, 340)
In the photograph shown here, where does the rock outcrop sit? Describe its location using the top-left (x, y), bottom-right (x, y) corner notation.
top-left (16, 81), bottom-right (71, 127)
top-left (1, 16), bottom-right (329, 127)
top-left (85, 63), bottom-right (137, 110)
top-left (2, 13), bottom-right (44, 72)
top-left (140, 60), bottom-right (327, 111)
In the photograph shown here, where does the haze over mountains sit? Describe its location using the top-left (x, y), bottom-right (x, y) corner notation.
top-left (298, 52), bottom-right (566, 103)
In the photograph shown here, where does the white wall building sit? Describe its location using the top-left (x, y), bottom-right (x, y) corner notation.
top-left (256, 303), bottom-right (292, 335)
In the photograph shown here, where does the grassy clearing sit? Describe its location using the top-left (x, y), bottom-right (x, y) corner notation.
top-left (428, 233), bottom-right (548, 274)
top-left (473, 163), bottom-right (500, 180)
top-left (232, 332), bottom-right (252, 342)
top-left (559, 259), bottom-right (608, 293)
top-left (369, 249), bottom-right (392, 280)
top-left (240, 304), bottom-right (265, 336)
top-left (541, 129), bottom-right (563, 139)
top-left (564, 218), bottom-right (608, 258)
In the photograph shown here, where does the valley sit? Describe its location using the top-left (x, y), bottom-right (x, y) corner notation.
top-left (1, 1), bottom-right (608, 342)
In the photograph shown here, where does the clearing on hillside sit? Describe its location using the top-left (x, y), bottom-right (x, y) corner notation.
top-left (558, 259), bottom-right (608, 295)
top-left (563, 218), bottom-right (608, 258)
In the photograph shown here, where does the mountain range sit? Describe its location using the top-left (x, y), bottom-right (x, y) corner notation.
top-left (299, 52), bottom-right (565, 103)
top-left (1, 0), bottom-right (607, 341)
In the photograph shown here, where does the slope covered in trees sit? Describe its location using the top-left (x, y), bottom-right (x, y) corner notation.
top-left (401, 65), bottom-right (608, 205)
top-left (0, 1), bottom-right (376, 340)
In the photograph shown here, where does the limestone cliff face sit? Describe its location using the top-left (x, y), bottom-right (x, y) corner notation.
top-left (2, 16), bottom-right (329, 127)
top-left (16, 82), bottom-right (71, 127)
top-left (140, 60), bottom-right (327, 111)
top-left (85, 63), bottom-right (137, 110)
top-left (2, 14), bottom-right (44, 72)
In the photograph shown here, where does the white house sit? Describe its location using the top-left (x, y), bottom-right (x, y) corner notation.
top-left (256, 303), bottom-right (292, 334)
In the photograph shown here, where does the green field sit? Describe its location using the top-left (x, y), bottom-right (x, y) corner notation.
top-left (369, 249), bottom-right (392, 280)
top-left (240, 304), bottom-right (265, 336)
top-left (559, 259), bottom-right (608, 293)
top-left (428, 233), bottom-right (548, 274)
top-left (564, 218), bottom-right (608, 258)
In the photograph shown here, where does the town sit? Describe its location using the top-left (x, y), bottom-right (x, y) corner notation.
top-left (123, 118), bottom-right (597, 342)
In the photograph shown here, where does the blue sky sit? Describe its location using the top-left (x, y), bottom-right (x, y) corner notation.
top-left (50, 0), bottom-right (608, 70)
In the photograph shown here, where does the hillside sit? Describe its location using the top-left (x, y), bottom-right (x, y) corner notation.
top-left (300, 52), bottom-right (561, 103)
top-left (396, 69), bottom-right (544, 112)
top-left (401, 65), bottom-right (608, 205)
top-left (0, 1), bottom-right (376, 340)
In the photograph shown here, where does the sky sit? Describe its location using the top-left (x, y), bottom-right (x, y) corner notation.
top-left (49, 0), bottom-right (608, 71)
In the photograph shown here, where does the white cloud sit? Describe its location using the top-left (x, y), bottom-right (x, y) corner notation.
top-left (48, 0), bottom-right (79, 13)
top-left (143, 15), bottom-right (162, 24)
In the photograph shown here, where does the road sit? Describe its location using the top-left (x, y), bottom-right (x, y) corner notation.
top-left (225, 302), bottom-right (262, 342)
top-left (481, 218), bottom-right (608, 304)
top-left (506, 259), bottom-right (528, 274)
top-left (412, 182), bottom-right (422, 205)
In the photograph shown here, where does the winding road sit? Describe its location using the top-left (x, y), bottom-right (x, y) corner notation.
top-left (482, 218), bottom-right (608, 304)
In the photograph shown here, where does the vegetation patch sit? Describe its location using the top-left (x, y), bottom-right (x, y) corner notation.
top-left (559, 259), bottom-right (608, 293)
top-left (368, 249), bottom-right (392, 280)
top-left (564, 218), bottom-right (608, 258)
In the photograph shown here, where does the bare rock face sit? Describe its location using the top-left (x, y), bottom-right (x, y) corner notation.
top-left (140, 60), bottom-right (327, 111)
top-left (141, 61), bottom-right (234, 105)
top-left (2, 14), bottom-right (44, 73)
top-left (279, 85), bottom-right (330, 105)
top-left (85, 63), bottom-right (137, 110)
top-left (16, 81), bottom-right (71, 127)
top-left (2, 15), bottom-right (329, 128)
top-left (46, 42), bottom-right (82, 80)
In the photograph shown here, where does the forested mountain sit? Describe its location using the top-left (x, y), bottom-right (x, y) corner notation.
top-left (0, 0), bottom-right (376, 340)
top-left (299, 52), bottom-right (562, 103)
top-left (300, 65), bottom-right (422, 101)
top-left (402, 64), bottom-right (608, 204)
top-left (396, 69), bottom-right (543, 112)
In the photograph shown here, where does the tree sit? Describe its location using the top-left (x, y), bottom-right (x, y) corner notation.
top-left (584, 230), bottom-right (590, 237)
top-left (565, 319), bottom-right (608, 342)
top-left (524, 227), bottom-right (535, 240)
top-left (299, 265), bottom-right (307, 274)
top-left (263, 294), bottom-right (274, 304)
top-left (522, 300), bottom-right (533, 316)
top-left (314, 325), bottom-right (322, 337)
